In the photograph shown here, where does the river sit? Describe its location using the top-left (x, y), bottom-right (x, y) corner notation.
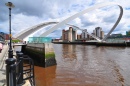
top-left (34, 44), bottom-right (130, 86)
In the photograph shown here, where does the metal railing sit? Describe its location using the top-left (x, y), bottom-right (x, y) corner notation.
top-left (5, 51), bottom-right (35, 86)
top-left (23, 55), bottom-right (35, 86)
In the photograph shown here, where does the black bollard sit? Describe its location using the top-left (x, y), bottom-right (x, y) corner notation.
top-left (8, 49), bottom-right (13, 58)
top-left (16, 52), bottom-right (23, 76)
top-left (10, 64), bottom-right (16, 86)
top-left (5, 58), bottom-right (16, 86)
top-left (16, 51), bottom-right (22, 59)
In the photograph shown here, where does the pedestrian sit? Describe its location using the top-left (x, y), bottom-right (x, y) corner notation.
top-left (0, 43), bottom-right (3, 53)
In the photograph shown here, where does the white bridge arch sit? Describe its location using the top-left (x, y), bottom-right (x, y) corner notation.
top-left (15, 2), bottom-right (123, 42)
top-left (15, 22), bottom-right (58, 40)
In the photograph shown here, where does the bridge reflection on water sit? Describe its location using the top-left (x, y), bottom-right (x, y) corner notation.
top-left (34, 44), bottom-right (130, 86)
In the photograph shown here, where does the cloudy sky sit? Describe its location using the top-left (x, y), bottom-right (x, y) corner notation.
top-left (0, 0), bottom-right (130, 40)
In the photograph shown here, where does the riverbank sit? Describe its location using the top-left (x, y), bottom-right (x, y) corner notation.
top-left (52, 42), bottom-right (130, 47)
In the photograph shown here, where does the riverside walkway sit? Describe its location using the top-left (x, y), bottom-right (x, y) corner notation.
top-left (0, 45), bottom-right (8, 86)
top-left (0, 45), bottom-right (31, 86)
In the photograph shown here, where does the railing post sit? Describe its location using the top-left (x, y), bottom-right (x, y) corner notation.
top-left (10, 64), bottom-right (16, 86)
top-left (17, 52), bottom-right (25, 85)
top-left (16, 51), bottom-right (22, 74)
top-left (5, 58), bottom-right (16, 86)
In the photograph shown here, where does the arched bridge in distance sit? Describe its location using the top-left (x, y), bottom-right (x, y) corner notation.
top-left (15, 2), bottom-right (123, 42)
top-left (15, 22), bottom-right (102, 42)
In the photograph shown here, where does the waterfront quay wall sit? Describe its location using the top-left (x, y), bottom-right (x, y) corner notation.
top-left (96, 42), bottom-right (127, 47)
top-left (52, 42), bottom-right (97, 45)
top-left (53, 42), bottom-right (130, 47)
top-left (25, 43), bottom-right (57, 67)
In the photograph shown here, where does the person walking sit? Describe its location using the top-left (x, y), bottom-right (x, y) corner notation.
top-left (0, 43), bottom-right (3, 53)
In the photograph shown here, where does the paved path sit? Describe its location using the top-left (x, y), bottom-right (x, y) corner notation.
top-left (0, 45), bottom-right (31, 86)
top-left (0, 45), bottom-right (8, 86)
top-left (0, 45), bottom-right (8, 60)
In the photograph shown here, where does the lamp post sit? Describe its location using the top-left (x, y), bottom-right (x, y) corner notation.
top-left (5, 2), bottom-right (15, 58)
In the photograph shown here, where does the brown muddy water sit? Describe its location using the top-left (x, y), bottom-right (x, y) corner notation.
top-left (34, 44), bottom-right (130, 86)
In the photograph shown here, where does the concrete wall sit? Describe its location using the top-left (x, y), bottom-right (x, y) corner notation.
top-left (27, 43), bottom-right (45, 48)
top-left (26, 43), bottom-right (56, 67)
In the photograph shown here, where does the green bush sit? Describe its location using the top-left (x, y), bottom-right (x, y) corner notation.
top-left (12, 39), bottom-right (20, 43)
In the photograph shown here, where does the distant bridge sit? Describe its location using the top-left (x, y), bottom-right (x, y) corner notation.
top-left (15, 22), bottom-right (101, 41)
top-left (14, 22), bottom-right (59, 40)
top-left (15, 2), bottom-right (123, 42)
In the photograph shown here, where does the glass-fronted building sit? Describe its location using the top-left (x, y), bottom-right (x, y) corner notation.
top-left (29, 37), bottom-right (52, 43)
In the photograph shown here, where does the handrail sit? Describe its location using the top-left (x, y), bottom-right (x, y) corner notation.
top-left (23, 56), bottom-right (35, 86)
top-left (5, 51), bottom-right (35, 86)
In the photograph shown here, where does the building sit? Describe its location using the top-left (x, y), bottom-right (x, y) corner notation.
top-left (77, 34), bottom-right (81, 40)
top-left (93, 30), bottom-right (96, 36)
top-left (0, 32), bottom-right (9, 40)
top-left (95, 27), bottom-right (102, 38)
top-left (62, 27), bottom-right (77, 42)
top-left (100, 31), bottom-right (104, 39)
top-left (93, 27), bottom-right (104, 39)
top-left (81, 29), bottom-right (88, 39)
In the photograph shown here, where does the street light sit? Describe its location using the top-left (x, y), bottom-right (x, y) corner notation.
top-left (5, 2), bottom-right (15, 58)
